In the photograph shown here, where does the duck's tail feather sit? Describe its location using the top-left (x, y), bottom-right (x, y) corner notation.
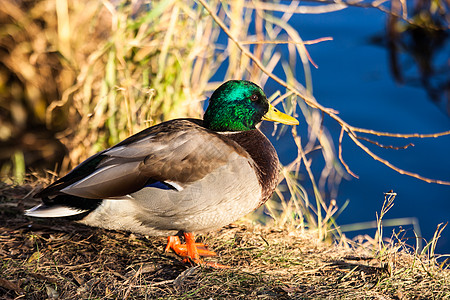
top-left (25, 204), bottom-right (87, 218)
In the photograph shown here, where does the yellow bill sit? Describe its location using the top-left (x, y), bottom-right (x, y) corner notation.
top-left (262, 104), bottom-right (299, 125)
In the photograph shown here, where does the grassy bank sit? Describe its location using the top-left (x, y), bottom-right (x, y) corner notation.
top-left (1, 184), bottom-right (450, 299)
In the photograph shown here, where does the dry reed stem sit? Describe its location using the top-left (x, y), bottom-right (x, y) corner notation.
top-left (339, 127), bottom-right (359, 179)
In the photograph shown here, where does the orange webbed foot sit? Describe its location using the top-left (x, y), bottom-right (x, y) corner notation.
top-left (165, 232), bottom-right (229, 269)
top-left (165, 236), bottom-right (217, 257)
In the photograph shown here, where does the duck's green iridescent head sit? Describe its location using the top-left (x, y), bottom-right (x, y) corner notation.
top-left (204, 80), bottom-right (298, 131)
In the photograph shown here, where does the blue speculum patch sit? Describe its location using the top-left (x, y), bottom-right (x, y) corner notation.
top-left (145, 181), bottom-right (177, 190)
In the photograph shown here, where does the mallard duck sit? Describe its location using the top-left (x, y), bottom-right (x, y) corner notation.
top-left (25, 80), bottom-right (298, 267)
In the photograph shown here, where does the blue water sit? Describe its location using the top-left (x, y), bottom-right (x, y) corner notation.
top-left (277, 7), bottom-right (450, 253)
top-left (212, 6), bottom-right (450, 253)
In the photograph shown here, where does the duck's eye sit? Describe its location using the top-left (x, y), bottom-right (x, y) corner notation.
top-left (250, 94), bottom-right (258, 102)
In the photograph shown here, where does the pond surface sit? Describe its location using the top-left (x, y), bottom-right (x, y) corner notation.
top-left (266, 6), bottom-right (450, 254)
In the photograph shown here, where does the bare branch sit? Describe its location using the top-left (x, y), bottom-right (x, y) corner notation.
top-left (353, 128), bottom-right (450, 138)
top-left (198, 0), bottom-right (450, 185)
top-left (347, 131), bottom-right (450, 185)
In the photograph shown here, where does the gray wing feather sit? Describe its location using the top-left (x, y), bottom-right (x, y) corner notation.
top-left (58, 121), bottom-right (246, 199)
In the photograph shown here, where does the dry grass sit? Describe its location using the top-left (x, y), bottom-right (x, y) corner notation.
top-left (0, 0), bottom-right (223, 175)
top-left (1, 184), bottom-right (450, 299)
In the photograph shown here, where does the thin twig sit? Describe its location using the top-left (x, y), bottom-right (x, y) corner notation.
top-left (356, 136), bottom-right (415, 150)
top-left (347, 131), bottom-right (450, 185)
top-left (339, 127), bottom-right (359, 178)
top-left (241, 37), bottom-right (333, 45)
